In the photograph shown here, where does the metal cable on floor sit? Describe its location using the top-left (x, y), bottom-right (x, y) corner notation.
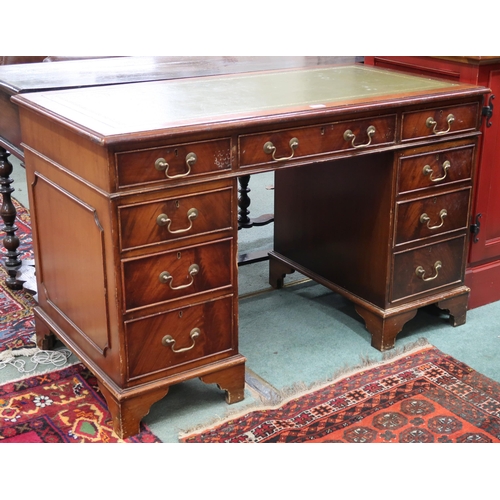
top-left (0, 349), bottom-right (73, 373)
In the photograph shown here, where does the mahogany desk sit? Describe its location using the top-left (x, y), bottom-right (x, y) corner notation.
top-left (14, 65), bottom-right (488, 438)
top-left (1, 56), bottom-right (346, 288)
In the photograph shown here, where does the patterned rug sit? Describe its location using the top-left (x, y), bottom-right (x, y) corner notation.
top-left (181, 343), bottom-right (500, 443)
top-left (0, 362), bottom-right (161, 442)
top-left (0, 199), bottom-right (38, 361)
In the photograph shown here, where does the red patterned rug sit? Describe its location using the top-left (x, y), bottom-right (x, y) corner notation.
top-left (0, 199), bottom-right (38, 361)
top-left (0, 362), bottom-right (161, 442)
top-left (181, 343), bottom-right (500, 443)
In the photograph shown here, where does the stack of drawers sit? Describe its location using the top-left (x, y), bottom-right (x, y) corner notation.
top-left (391, 104), bottom-right (478, 305)
top-left (393, 140), bottom-right (474, 303)
top-left (119, 184), bottom-right (236, 382)
top-left (116, 139), bottom-right (246, 401)
top-left (269, 101), bottom-right (479, 352)
top-left (24, 136), bottom-right (246, 439)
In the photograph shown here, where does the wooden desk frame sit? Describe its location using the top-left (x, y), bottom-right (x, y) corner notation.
top-left (13, 66), bottom-right (487, 438)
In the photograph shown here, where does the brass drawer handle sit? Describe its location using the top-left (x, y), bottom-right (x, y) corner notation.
top-left (159, 263), bottom-right (199, 290)
top-left (425, 114), bottom-right (455, 135)
top-left (420, 209), bottom-right (448, 230)
top-left (343, 125), bottom-right (376, 149)
top-left (155, 152), bottom-right (197, 179)
top-left (422, 160), bottom-right (451, 182)
top-left (162, 328), bottom-right (200, 353)
top-left (263, 137), bottom-right (299, 161)
top-left (157, 208), bottom-right (198, 234)
top-left (415, 260), bottom-right (442, 282)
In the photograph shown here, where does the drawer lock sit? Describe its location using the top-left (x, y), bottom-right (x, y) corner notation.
top-left (157, 208), bottom-right (198, 234)
top-left (162, 328), bottom-right (201, 353)
top-left (420, 209), bottom-right (447, 230)
top-left (159, 263), bottom-right (199, 290)
top-left (415, 261), bottom-right (442, 282)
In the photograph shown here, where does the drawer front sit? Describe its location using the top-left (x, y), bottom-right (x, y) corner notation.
top-left (397, 144), bottom-right (474, 194)
top-left (123, 239), bottom-right (233, 311)
top-left (239, 115), bottom-right (396, 167)
top-left (395, 188), bottom-right (471, 246)
top-left (401, 103), bottom-right (478, 142)
top-left (391, 236), bottom-right (466, 302)
top-left (125, 296), bottom-right (234, 380)
top-left (119, 187), bottom-right (233, 251)
top-left (116, 138), bottom-right (231, 188)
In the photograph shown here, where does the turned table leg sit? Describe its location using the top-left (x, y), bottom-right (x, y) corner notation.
top-left (0, 146), bottom-right (23, 290)
top-left (237, 175), bottom-right (275, 266)
top-left (238, 174), bottom-right (274, 229)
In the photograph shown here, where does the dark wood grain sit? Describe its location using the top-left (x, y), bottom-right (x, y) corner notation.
top-left (16, 65), bottom-right (487, 437)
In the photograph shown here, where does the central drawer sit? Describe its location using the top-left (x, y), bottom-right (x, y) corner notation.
top-left (125, 295), bottom-right (234, 380)
top-left (239, 114), bottom-right (396, 168)
top-left (122, 239), bottom-right (233, 311)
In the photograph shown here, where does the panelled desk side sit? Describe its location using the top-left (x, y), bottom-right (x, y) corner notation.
top-left (13, 66), bottom-right (488, 438)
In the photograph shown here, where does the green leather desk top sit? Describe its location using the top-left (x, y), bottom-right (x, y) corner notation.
top-left (14, 64), bottom-right (486, 140)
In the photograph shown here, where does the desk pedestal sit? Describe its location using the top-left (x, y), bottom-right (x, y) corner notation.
top-left (269, 150), bottom-right (472, 350)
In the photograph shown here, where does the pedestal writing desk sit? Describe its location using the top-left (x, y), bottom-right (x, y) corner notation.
top-left (14, 65), bottom-right (487, 438)
top-left (0, 56), bottom-right (349, 288)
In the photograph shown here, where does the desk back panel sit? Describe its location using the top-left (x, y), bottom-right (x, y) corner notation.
top-left (274, 153), bottom-right (394, 308)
